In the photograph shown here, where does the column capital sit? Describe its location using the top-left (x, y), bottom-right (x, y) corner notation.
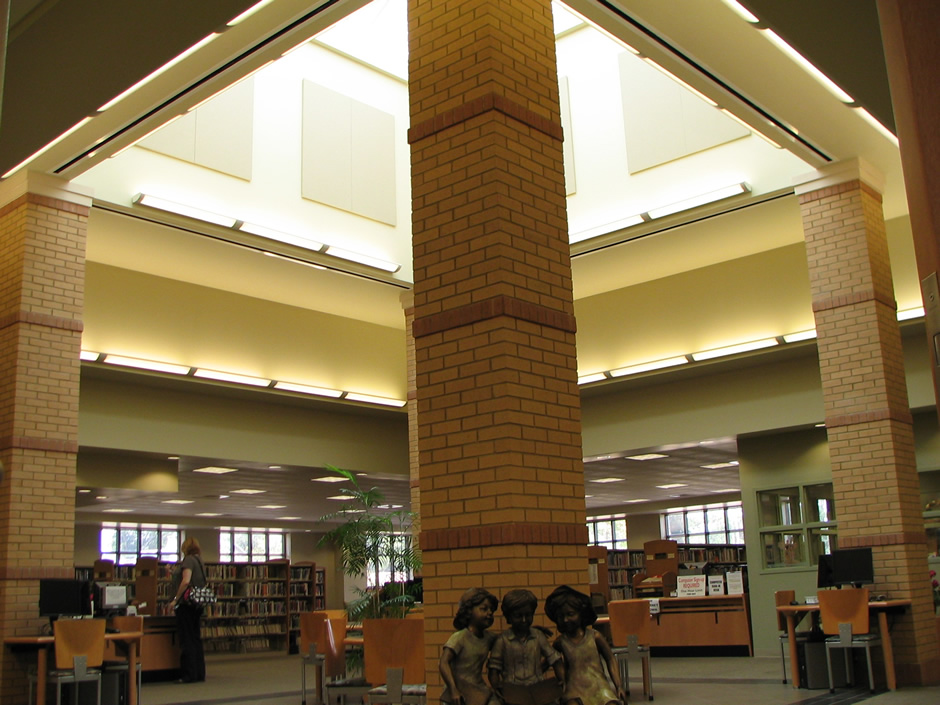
top-left (793, 157), bottom-right (885, 197)
top-left (399, 290), bottom-right (415, 312)
top-left (0, 170), bottom-right (94, 210)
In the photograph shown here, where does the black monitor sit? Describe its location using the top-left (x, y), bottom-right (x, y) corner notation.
top-left (830, 547), bottom-right (874, 587)
top-left (816, 553), bottom-right (836, 588)
top-left (38, 578), bottom-right (91, 621)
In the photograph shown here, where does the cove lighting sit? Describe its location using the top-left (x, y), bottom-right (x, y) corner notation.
top-left (626, 453), bottom-right (668, 461)
top-left (193, 369), bottom-right (271, 386)
top-left (134, 194), bottom-right (238, 228)
top-left (720, 0), bottom-right (760, 23)
top-left (782, 329), bottom-right (817, 343)
top-left (609, 356), bottom-right (688, 378)
top-left (111, 114), bottom-right (185, 158)
top-left (570, 214), bottom-right (646, 244)
top-left (80, 350), bottom-right (101, 361)
top-left (237, 222), bottom-right (324, 252)
top-left (322, 246), bottom-right (401, 273)
top-left (760, 29), bottom-right (854, 104)
top-left (647, 183), bottom-right (750, 219)
top-left (897, 306), bottom-right (925, 322)
top-left (227, 0), bottom-right (275, 26)
top-left (656, 483), bottom-right (688, 489)
top-left (274, 381), bottom-right (343, 398)
top-left (2, 117), bottom-right (93, 179)
top-left (578, 372), bottom-right (608, 385)
top-left (854, 107), bottom-right (899, 146)
top-left (719, 109), bottom-right (782, 149)
top-left (98, 33), bottom-right (220, 112)
top-left (690, 337), bottom-right (779, 361)
top-left (102, 355), bottom-right (191, 375)
top-left (193, 467), bottom-right (239, 475)
top-left (642, 58), bottom-right (717, 107)
top-left (344, 392), bottom-right (406, 407)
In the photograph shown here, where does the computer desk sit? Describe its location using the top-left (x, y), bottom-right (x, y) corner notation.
top-left (4, 630), bottom-right (143, 705)
top-left (775, 600), bottom-right (909, 691)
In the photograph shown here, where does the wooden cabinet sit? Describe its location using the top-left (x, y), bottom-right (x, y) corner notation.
top-left (648, 595), bottom-right (752, 654)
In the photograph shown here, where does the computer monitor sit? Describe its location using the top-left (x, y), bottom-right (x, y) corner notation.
top-left (38, 578), bottom-right (91, 621)
top-left (830, 547), bottom-right (874, 587)
top-left (816, 553), bottom-right (836, 588)
top-left (95, 582), bottom-right (129, 612)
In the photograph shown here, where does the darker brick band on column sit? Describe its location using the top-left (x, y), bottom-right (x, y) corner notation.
top-left (0, 310), bottom-right (84, 333)
top-left (0, 566), bottom-right (75, 580)
top-left (839, 532), bottom-right (927, 548)
top-left (825, 407), bottom-right (913, 428)
top-left (796, 179), bottom-right (883, 206)
top-left (420, 522), bottom-right (588, 551)
top-left (408, 92), bottom-right (564, 144)
top-left (811, 288), bottom-right (897, 313)
top-left (0, 435), bottom-right (80, 453)
top-left (0, 192), bottom-right (91, 219)
top-left (413, 295), bottom-right (576, 338)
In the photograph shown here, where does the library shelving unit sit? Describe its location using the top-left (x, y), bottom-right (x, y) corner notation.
top-left (288, 562), bottom-right (316, 653)
top-left (607, 543), bottom-right (748, 600)
top-left (314, 566), bottom-right (327, 610)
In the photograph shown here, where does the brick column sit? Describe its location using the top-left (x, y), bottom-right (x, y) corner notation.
top-left (402, 291), bottom-right (420, 525)
top-left (795, 159), bottom-right (940, 686)
top-left (0, 172), bottom-right (91, 702)
top-left (407, 0), bottom-right (587, 695)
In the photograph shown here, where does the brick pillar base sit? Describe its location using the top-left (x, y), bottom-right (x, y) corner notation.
top-left (795, 159), bottom-right (940, 685)
top-left (0, 174), bottom-right (90, 703)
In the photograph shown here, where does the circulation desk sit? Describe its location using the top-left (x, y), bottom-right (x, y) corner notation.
top-left (4, 629), bottom-right (143, 705)
top-left (775, 599), bottom-right (910, 691)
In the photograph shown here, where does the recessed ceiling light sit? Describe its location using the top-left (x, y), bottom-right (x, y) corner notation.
top-left (232, 489), bottom-right (266, 495)
top-left (590, 477), bottom-right (625, 484)
top-left (219, 494), bottom-right (230, 499)
top-left (327, 495), bottom-right (356, 501)
top-left (258, 504), bottom-right (287, 509)
top-left (701, 461), bottom-right (739, 470)
top-left (78, 489), bottom-right (91, 494)
top-left (356, 473), bottom-right (368, 477)
top-left (584, 495), bottom-right (594, 498)
top-left (196, 512), bottom-right (223, 517)
top-left (268, 466), bottom-right (281, 470)
top-left (311, 476), bottom-right (348, 483)
top-left (625, 499), bottom-right (649, 503)
top-left (626, 453), bottom-right (668, 461)
top-left (193, 466), bottom-right (239, 475)
top-left (656, 483), bottom-right (688, 489)
top-left (377, 504), bottom-right (403, 509)
top-left (162, 499), bottom-right (195, 505)
top-left (278, 516), bottom-right (301, 520)
top-left (102, 508), bottom-right (134, 513)
top-left (96, 495), bottom-right (108, 500)
top-left (711, 489), bottom-right (740, 493)
top-left (168, 456), bottom-right (180, 461)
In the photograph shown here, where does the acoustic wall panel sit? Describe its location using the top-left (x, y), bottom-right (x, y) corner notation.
top-left (619, 52), bottom-right (749, 173)
top-left (559, 76), bottom-right (577, 196)
top-left (301, 81), bottom-right (397, 225)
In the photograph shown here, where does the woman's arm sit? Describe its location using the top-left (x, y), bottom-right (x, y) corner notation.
top-left (171, 567), bottom-right (193, 609)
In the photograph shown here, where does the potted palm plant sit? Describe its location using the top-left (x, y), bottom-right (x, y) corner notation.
top-left (317, 465), bottom-right (422, 620)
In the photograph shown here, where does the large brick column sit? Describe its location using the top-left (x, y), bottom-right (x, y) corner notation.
top-left (795, 159), bottom-right (940, 685)
top-left (407, 0), bottom-right (587, 695)
top-left (0, 172), bottom-right (91, 702)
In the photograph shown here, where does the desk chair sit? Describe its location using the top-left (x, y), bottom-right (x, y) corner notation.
top-left (29, 619), bottom-right (106, 705)
top-left (301, 612), bottom-right (348, 705)
top-left (818, 588), bottom-right (881, 694)
top-left (104, 615), bottom-right (143, 705)
top-left (361, 618), bottom-right (426, 705)
top-left (607, 599), bottom-right (653, 701)
top-left (774, 590), bottom-right (810, 684)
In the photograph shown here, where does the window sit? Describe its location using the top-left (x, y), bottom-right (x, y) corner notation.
top-left (758, 483), bottom-right (836, 568)
top-left (366, 533), bottom-right (417, 587)
top-left (218, 527), bottom-right (286, 562)
top-left (664, 502), bottom-right (744, 545)
top-left (100, 524), bottom-right (181, 564)
top-left (587, 516), bottom-right (628, 550)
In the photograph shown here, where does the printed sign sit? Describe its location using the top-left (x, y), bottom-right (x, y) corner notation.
top-left (676, 575), bottom-right (707, 597)
top-left (726, 571), bottom-right (745, 595)
top-left (707, 574), bottom-right (725, 595)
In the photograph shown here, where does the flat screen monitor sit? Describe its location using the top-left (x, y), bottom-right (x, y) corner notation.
top-left (38, 578), bottom-right (91, 619)
top-left (95, 582), bottom-right (129, 611)
top-left (830, 547), bottom-right (874, 587)
top-left (816, 553), bottom-right (836, 588)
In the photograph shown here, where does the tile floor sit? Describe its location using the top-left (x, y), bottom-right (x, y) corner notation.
top-left (139, 653), bottom-right (940, 705)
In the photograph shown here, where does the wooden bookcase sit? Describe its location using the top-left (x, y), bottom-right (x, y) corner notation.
top-left (314, 566), bottom-right (326, 610)
top-left (607, 543), bottom-right (747, 600)
top-left (288, 561), bottom-right (316, 652)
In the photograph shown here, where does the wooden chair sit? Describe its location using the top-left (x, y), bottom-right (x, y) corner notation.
top-left (818, 588), bottom-right (881, 694)
top-left (104, 615), bottom-right (144, 705)
top-left (774, 589), bottom-right (810, 684)
top-left (607, 599), bottom-right (653, 701)
top-left (301, 612), bottom-right (348, 705)
top-left (29, 619), bottom-right (107, 705)
top-left (361, 618), bottom-right (426, 705)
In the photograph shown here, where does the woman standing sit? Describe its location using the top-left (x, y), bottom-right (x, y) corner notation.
top-left (170, 537), bottom-right (207, 682)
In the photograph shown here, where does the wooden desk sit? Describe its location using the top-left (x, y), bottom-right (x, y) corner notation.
top-left (775, 600), bottom-right (909, 691)
top-left (4, 630), bottom-right (143, 705)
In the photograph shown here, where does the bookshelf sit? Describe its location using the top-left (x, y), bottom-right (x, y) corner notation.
top-left (314, 566), bottom-right (326, 610)
top-left (607, 543), bottom-right (747, 600)
top-left (288, 562), bottom-right (316, 653)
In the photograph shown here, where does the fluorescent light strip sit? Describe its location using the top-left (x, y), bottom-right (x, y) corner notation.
top-left (578, 372), bottom-right (608, 385)
top-left (2, 117), bottom-right (93, 179)
top-left (80, 350), bottom-right (101, 362)
top-left (98, 33), bottom-right (220, 112)
top-left (344, 392), bottom-right (406, 408)
top-left (111, 114), bottom-right (185, 158)
top-left (193, 467), bottom-right (239, 475)
top-left (691, 337), bottom-right (779, 361)
top-left (569, 214), bottom-right (646, 244)
top-left (102, 355), bottom-right (191, 375)
top-left (897, 306), bottom-right (925, 322)
top-left (311, 476), bottom-right (348, 483)
top-left (134, 193), bottom-right (238, 228)
top-left (701, 462), bottom-right (739, 470)
top-left (232, 489), bottom-right (266, 495)
top-left (656, 483), bottom-right (688, 489)
top-left (274, 381), bottom-right (343, 398)
top-left (227, 0), bottom-right (275, 26)
top-left (560, 5), bottom-right (638, 54)
top-left (258, 505), bottom-right (286, 509)
top-left (720, 0), bottom-right (760, 23)
top-left (647, 183), bottom-right (750, 220)
top-left (237, 222), bottom-right (325, 251)
top-left (626, 453), bottom-right (668, 461)
top-left (642, 58), bottom-right (718, 106)
top-left (609, 356), bottom-right (688, 378)
top-left (162, 499), bottom-right (194, 505)
top-left (193, 369), bottom-right (271, 387)
top-left (322, 246), bottom-right (401, 273)
top-left (782, 329), bottom-right (817, 343)
top-left (854, 107), bottom-right (899, 146)
top-left (327, 495), bottom-right (356, 501)
top-left (719, 109), bottom-right (782, 149)
top-left (760, 29), bottom-right (854, 103)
